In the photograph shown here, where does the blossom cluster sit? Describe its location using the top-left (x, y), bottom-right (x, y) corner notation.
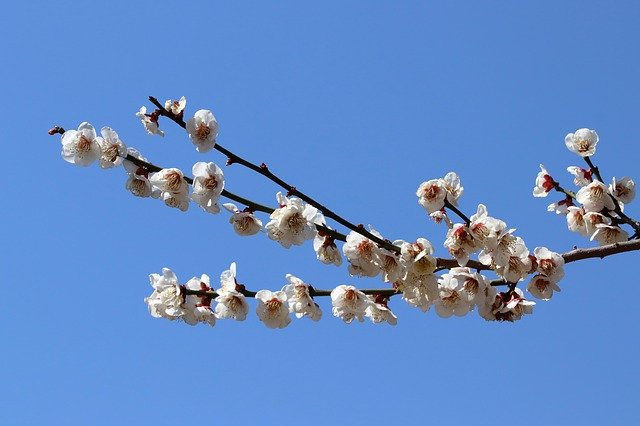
top-left (535, 128), bottom-right (635, 246)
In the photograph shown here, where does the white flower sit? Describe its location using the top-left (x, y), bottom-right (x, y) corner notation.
top-left (265, 192), bottom-right (319, 248)
top-left (493, 237), bottom-right (532, 283)
top-left (401, 239), bottom-right (437, 277)
top-left (527, 275), bottom-right (561, 301)
top-left (186, 109), bottom-right (218, 153)
top-left (469, 204), bottom-right (507, 250)
top-left (162, 190), bottom-right (190, 212)
top-left (417, 179), bottom-right (447, 213)
top-left (282, 275), bottom-right (322, 321)
top-left (183, 274), bottom-right (216, 327)
top-left (440, 267), bottom-right (489, 306)
top-left (145, 268), bottom-right (185, 320)
top-left (430, 210), bottom-right (452, 226)
top-left (583, 211), bottom-right (612, 236)
top-left (365, 295), bottom-right (397, 325)
top-left (480, 288), bottom-right (535, 322)
top-left (478, 229), bottom-right (518, 267)
top-left (435, 272), bottom-right (475, 318)
top-left (377, 244), bottom-right (405, 283)
top-left (60, 122), bottom-right (102, 166)
top-left (567, 166), bottom-right (592, 187)
top-left (164, 96), bottom-right (187, 115)
top-left (576, 181), bottom-right (616, 212)
top-left (443, 224), bottom-right (480, 266)
top-left (399, 273), bottom-right (439, 312)
top-left (533, 247), bottom-right (565, 283)
top-left (191, 162), bottom-right (225, 214)
top-left (150, 168), bottom-right (190, 211)
top-left (343, 227), bottom-right (383, 277)
top-left (532, 164), bottom-right (555, 197)
top-left (547, 198), bottom-right (573, 215)
top-left (255, 290), bottom-right (291, 329)
top-left (136, 106), bottom-right (164, 136)
top-left (222, 203), bottom-right (263, 236)
top-left (123, 149), bottom-right (161, 199)
top-left (566, 206), bottom-right (588, 236)
top-left (591, 224), bottom-right (629, 245)
top-left (215, 263), bottom-right (249, 321)
top-left (331, 285), bottom-right (369, 323)
top-left (610, 177), bottom-right (635, 205)
top-left (442, 172), bottom-right (464, 205)
top-left (97, 127), bottom-right (127, 168)
top-left (313, 231), bottom-right (343, 266)
top-left (565, 128), bottom-right (598, 157)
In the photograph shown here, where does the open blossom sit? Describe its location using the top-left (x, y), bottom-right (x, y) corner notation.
top-left (567, 166), bottom-right (592, 187)
top-left (583, 212), bottom-right (611, 236)
top-left (480, 288), bottom-right (535, 322)
top-left (533, 247), bottom-right (565, 283)
top-left (164, 96), bottom-right (186, 115)
top-left (182, 274), bottom-right (216, 327)
top-left (136, 106), bottom-right (164, 136)
top-left (610, 177), bottom-right (635, 205)
top-left (255, 290), bottom-right (291, 329)
top-left (313, 232), bottom-right (343, 266)
top-left (186, 109), bottom-right (218, 153)
top-left (331, 285), bottom-right (369, 323)
top-left (283, 275), bottom-right (322, 321)
top-left (401, 239), bottom-right (436, 277)
top-left (532, 164), bottom-right (556, 197)
top-left (430, 209), bottom-right (452, 226)
top-left (565, 128), bottom-right (598, 157)
top-left (123, 148), bottom-right (160, 199)
top-left (191, 162), bottom-right (224, 214)
top-left (343, 228), bottom-right (383, 277)
top-left (469, 204), bottom-right (506, 249)
top-left (215, 263), bottom-right (249, 321)
top-left (150, 168), bottom-right (190, 211)
top-left (527, 275), bottom-right (561, 301)
top-left (566, 206), bottom-right (588, 236)
top-left (265, 192), bottom-right (319, 248)
top-left (442, 172), bottom-right (463, 206)
top-left (576, 181), bottom-right (616, 212)
top-left (377, 244), bottom-right (405, 283)
top-left (547, 197), bottom-right (573, 215)
top-left (417, 179), bottom-right (447, 213)
top-left (145, 268), bottom-right (185, 320)
top-left (60, 122), bottom-right (102, 166)
top-left (162, 190), bottom-right (190, 211)
top-left (444, 224), bottom-right (479, 266)
top-left (591, 224), bottom-right (629, 245)
top-left (435, 276), bottom-right (474, 318)
top-left (223, 203), bottom-right (263, 236)
top-left (97, 127), bottom-right (127, 168)
top-left (493, 237), bottom-right (531, 283)
top-left (365, 296), bottom-right (397, 325)
top-left (399, 273), bottom-right (439, 312)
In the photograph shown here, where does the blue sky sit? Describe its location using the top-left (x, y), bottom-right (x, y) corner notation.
top-left (2, 1), bottom-right (640, 424)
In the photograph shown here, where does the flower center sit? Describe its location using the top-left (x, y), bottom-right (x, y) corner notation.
top-left (287, 212), bottom-right (305, 231)
top-left (203, 176), bottom-right (218, 190)
top-left (103, 145), bottom-right (119, 162)
top-left (539, 259), bottom-right (556, 276)
top-left (196, 123), bottom-right (211, 140)
top-left (576, 139), bottom-right (591, 153)
top-left (77, 135), bottom-right (92, 153)
top-left (165, 172), bottom-right (182, 191)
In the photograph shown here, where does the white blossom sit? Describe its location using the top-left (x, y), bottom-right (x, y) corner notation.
top-left (223, 203), bottom-right (263, 236)
top-left (313, 232), bottom-right (343, 266)
top-left (583, 211), bottom-right (612, 236)
top-left (255, 290), bottom-right (291, 329)
top-left (566, 206), bottom-right (588, 236)
top-left (145, 268), bottom-right (185, 320)
top-left (215, 263), bottom-right (249, 321)
top-left (567, 166), bottom-right (592, 187)
top-left (161, 189), bottom-right (190, 212)
top-left (591, 224), bottom-right (629, 245)
top-left (480, 288), bottom-right (535, 322)
top-left (533, 247), bottom-right (565, 283)
top-left (493, 237), bottom-right (532, 283)
top-left (343, 227), bottom-right (383, 277)
top-left (149, 168), bottom-right (190, 211)
top-left (610, 177), bottom-right (635, 205)
top-left (136, 106), bottom-right (164, 136)
top-left (97, 127), bottom-right (127, 168)
top-left (186, 109), bottom-right (218, 153)
top-left (60, 122), bottom-right (102, 166)
top-left (377, 244), bottom-right (405, 283)
top-left (576, 181), bottom-right (615, 212)
top-left (164, 96), bottom-right (187, 115)
top-left (183, 274), bottom-right (216, 326)
top-left (401, 239), bottom-right (437, 277)
top-left (565, 128), bottom-right (598, 157)
top-left (435, 271), bottom-right (475, 318)
top-left (442, 172), bottom-right (464, 206)
top-left (469, 204), bottom-right (507, 250)
top-left (417, 179), bottom-right (447, 214)
top-left (547, 198), bottom-right (573, 215)
top-left (444, 223), bottom-right (480, 266)
top-left (191, 162), bottom-right (224, 214)
top-left (331, 285), bottom-right (368, 323)
top-left (265, 192), bottom-right (319, 248)
top-left (400, 273), bottom-right (439, 312)
top-left (364, 296), bottom-right (397, 325)
top-left (527, 275), bottom-right (561, 301)
top-left (533, 164), bottom-right (555, 197)
top-left (282, 275), bottom-right (322, 321)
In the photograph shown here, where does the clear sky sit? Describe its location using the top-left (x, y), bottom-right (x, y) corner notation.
top-left (2, 1), bottom-right (639, 425)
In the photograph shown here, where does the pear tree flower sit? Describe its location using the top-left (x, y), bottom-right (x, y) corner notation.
top-left (265, 192), bottom-right (319, 248)
top-left (565, 128), bottom-right (598, 157)
top-left (182, 274), bottom-right (216, 327)
top-left (576, 181), bottom-right (616, 212)
top-left (215, 262), bottom-right (249, 321)
top-left (164, 96), bottom-right (187, 116)
top-left (343, 227), bottom-right (383, 277)
top-left (97, 127), bottom-right (127, 169)
top-left (282, 275), bottom-right (322, 321)
top-left (191, 162), bottom-right (225, 214)
top-left (527, 275), bottom-right (561, 301)
top-left (186, 109), bottom-right (218, 153)
top-left (222, 203), bottom-right (263, 236)
top-left (136, 106), bottom-right (164, 136)
top-left (255, 290), bottom-right (291, 329)
top-left (591, 224), bottom-right (629, 245)
top-left (567, 166), bottom-right (592, 187)
top-left (331, 285), bottom-right (369, 323)
top-left (60, 122), bottom-right (102, 167)
top-left (532, 164), bottom-right (556, 197)
top-left (533, 247), bottom-right (565, 283)
top-left (610, 177), bottom-right (636, 205)
top-left (145, 268), bottom-right (185, 320)
top-left (417, 178), bottom-right (447, 213)
top-left (364, 295), bottom-right (398, 325)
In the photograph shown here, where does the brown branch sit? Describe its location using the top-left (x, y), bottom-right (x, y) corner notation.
top-left (563, 239), bottom-right (640, 263)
